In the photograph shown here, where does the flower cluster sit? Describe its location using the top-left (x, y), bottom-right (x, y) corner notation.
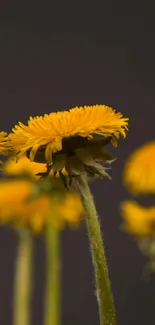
top-left (121, 141), bottom-right (155, 237)
top-left (0, 156), bottom-right (83, 232)
top-left (121, 140), bottom-right (155, 271)
top-left (0, 104), bottom-right (128, 232)
top-left (0, 104), bottom-right (128, 325)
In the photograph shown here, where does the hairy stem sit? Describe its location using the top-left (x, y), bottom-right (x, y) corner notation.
top-left (76, 175), bottom-right (117, 325)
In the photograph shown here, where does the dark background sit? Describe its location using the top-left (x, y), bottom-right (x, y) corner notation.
top-left (0, 1), bottom-right (155, 324)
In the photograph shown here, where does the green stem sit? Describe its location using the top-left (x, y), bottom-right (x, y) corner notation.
top-left (76, 175), bottom-right (117, 325)
top-left (13, 229), bottom-right (33, 325)
top-left (44, 224), bottom-right (60, 325)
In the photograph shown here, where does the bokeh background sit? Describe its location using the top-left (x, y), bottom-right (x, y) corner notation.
top-left (0, 1), bottom-right (155, 324)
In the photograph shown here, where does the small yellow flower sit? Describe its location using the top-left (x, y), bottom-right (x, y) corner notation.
top-left (0, 131), bottom-right (9, 155)
top-left (8, 105), bottom-right (128, 184)
top-left (0, 179), bottom-right (83, 233)
top-left (120, 200), bottom-right (155, 237)
top-left (123, 141), bottom-right (155, 195)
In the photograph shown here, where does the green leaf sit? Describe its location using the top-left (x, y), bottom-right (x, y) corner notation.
top-left (59, 171), bottom-right (69, 189)
top-left (52, 154), bottom-right (67, 171)
top-left (65, 155), bottom-right (85, 175)
top-left (85, 165), bottom-right (111, 179)
top-left (87, 146), bottom-right (115, 163)
top-left (84, 165), bottom-right (97, 177)
top-left (75, 148), bottom-right (98, 166)
top-left (87, 147), bottom-right (114, 163)
top-left (75, 148), bottom-right (113, 179)
top-left (96, 166), bottom-right (111, 179)
top-left (75, 147), bottom-right (109, 170)
top-left (100, 150), bottom-right (116, 163)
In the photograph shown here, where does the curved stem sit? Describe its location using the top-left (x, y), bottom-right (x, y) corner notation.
top-left (76, 175), bottom-right (117, 325)
top-left (44, 224), bottom-right (60, 325)
top-left (13, 229), bottom-right (33, 325)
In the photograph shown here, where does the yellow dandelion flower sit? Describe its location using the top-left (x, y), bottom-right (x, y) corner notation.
top-left (9, 105), bottom-right (128, 185)
top-left (123, 141), bottom-right (155, 195)
top-left (0, 131), bottom-right (9, 155)
top-left (120, 200), bottom-right (155, 237)
top-left (9, 105), bottom-right (128, 156)
top-left (0, 180), bottom-right (83, 233)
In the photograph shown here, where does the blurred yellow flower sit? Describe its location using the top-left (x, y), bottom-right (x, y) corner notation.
top-left (123, 141), bottom-right (155, 195)
top-left (120, 200), bottom-right (155, 237)
top-left (9, 105), bottom-right (128, 162)
top-left (3, 155), bottom-right (47, 178)
top-left (0, 179), bottom-right (83, 232)
top-left (0, 180), bottom-right (48, 232)
top-left (1, 154), bottom-right (83, 232)
top-left (3, 155), bottom-right (67, 179)
top-left (0, 131), bottom-right (9, 155)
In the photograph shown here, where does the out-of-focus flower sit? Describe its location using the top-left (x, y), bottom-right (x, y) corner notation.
top-left (3, 155), bottom-right (47, 178)
top-left (8, 105), bottom-right (128, 185)
top-left (121, 141), bottom-right (155, 272)
top-left (3, 155), bottom-right (68, 180)
top-left (120, 200), bottom-right (155, 237)
top-left (123, 141), bottom-right (155, 195)
top-left (0, 179), bottom-right (83, 232)
top-left (0, 154), bottom-right (83, 232)
top-left (0, 180), bottom-right (48, 232)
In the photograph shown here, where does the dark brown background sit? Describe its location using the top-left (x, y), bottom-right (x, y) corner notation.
top-left (0, 1), bottom-right (155, 324)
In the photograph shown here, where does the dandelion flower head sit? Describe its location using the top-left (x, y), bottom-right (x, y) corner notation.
top-left (8, 105), bottom-right (128, 184)
top-left (9, 105), bottom-right (128, 162)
